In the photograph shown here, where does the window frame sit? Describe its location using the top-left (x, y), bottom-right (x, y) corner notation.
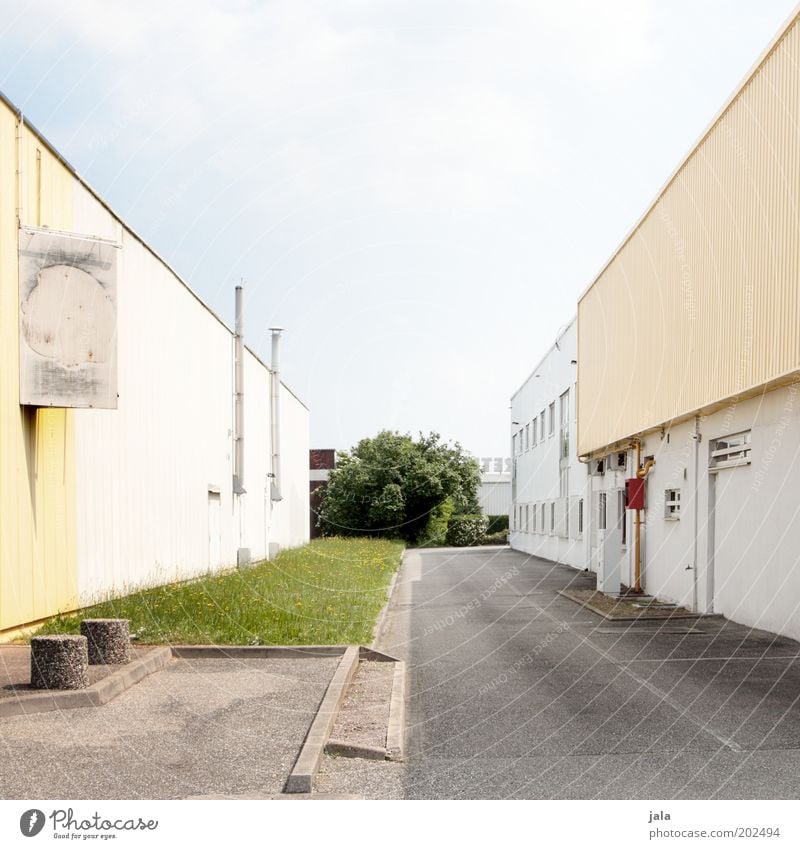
top-left (664, 488), bottom-right (681, 520)
top-left (709, 430), bottom-right (752, 470)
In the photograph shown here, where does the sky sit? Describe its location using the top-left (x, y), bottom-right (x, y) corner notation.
top-left (0, 0), bottom-right (796, 457)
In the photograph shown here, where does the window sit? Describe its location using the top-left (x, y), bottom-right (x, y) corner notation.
top-left (665, 489), bottom-right (681, 519)
top-left (532, 504), bottom-right (537, 533)
top-left (525, 504), bottom-right (530, 532)
top-left (550, 501), bottom-right (555, 532)
top-left (710, 431), bottom-right (751, 469)
top-left (525, 423), bottom-right (530, 451)
top-left (598, 492), bottom-right (607, 530)
top-left (548, 402), bottom-right (555, 436)
top-left (512, 433), bottom-right (517, 456)
top-left (540, 502), bottom-right (545, 529)
top-left (540, 410), bottom-right (545, 438)
top-left (531, 417), bottom-right (537, 445)
top-left (578, 498), bottom-right (584, 534)
top-left (559, 391), bottom-right (569, 459)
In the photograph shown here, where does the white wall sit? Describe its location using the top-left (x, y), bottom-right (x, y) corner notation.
top-left (71, 178), bottom-right (309, 603)
top-left (269, 381), bottom-right (311, 553)
top-left (587, 380), bottom-right (800, 641)
top-left (509, 319), bottom-right (587, 570)
top-left (478, 478), bottom-right (511, 516)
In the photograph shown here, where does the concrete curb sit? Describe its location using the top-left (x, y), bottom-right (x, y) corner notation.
top-left (385, 660), bottom-right (406, 761)
top-left (0, 646), bottom-right (172, 718)
top-left (284, 645), bottom-right (360, 794)
top-left (170, 645), bottom-right (348, 659)
top-left (371, 551), bottom-right (405, 649)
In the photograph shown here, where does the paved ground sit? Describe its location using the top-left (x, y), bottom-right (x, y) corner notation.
top-left (321, 546), bottom-right (800, 799)
top-left (0, 644), bottom-right (153, 701)
top-left (0, 655), bottom-right (339, 799)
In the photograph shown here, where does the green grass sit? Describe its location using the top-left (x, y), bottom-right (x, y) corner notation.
top-left (32, 537), bottom-right (405, 646)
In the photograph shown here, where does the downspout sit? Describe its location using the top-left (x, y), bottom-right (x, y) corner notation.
top-left (633, 442), bottom-right (655, 593)
top-left (233, 285), bottom-right (245, 495)
top-left (269, 327), bottom-right (283, 502)
top-left (15, 112), bottom-right (23, 225)
top-left (691, 415), bottom-right (701, 612)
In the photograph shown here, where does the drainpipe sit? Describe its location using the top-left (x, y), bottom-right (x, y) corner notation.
top-left (15, 113), bottom-right (23, 224)
top-left (690, 415), bottom-right (701, 612)
top-left (269, 327), bottom-right (283, 502)
top-left (633, 441), bottom-right (655, 593)
top-left (233, 285), bottom-right (245, 495)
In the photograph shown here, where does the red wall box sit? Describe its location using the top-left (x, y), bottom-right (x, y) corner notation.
top-left (626, 477), bottom-right (646, 510)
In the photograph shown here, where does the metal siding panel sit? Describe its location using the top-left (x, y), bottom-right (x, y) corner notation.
top-left (0, 103), bottom-right (78, 630)
top-left (578, 14), bottom-right (800, 456)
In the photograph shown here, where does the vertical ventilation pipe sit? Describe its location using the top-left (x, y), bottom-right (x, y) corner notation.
top-left (269, 327), bottom-right (284, 502)
top-left (233, 285), bottom-right (245, 495)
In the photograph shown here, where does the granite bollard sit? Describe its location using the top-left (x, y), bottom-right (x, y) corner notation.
top-left (30, 635), bottom-right (89, 690)
top-left (80, 618), bottom-right (131, 665)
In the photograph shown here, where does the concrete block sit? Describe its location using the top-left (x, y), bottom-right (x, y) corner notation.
top-left (30, 635), bottom-right (89, 690)
top-left (80, 619), bottom-right (131, 665)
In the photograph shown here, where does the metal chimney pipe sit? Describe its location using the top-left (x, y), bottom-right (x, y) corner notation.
top-left (233, 285), bottom-right (245, 494)
top-left (269, 327), bottom-right (284, 502)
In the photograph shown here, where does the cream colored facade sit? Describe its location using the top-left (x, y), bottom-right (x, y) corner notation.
top-left (571, 8), bottom-right (800, 641)
top-left (0, 93), bottom-right (310, 633)
top-left (0, 100), bottom-right (78, 629)
top-left (578, 8), bottom-right (800, 458)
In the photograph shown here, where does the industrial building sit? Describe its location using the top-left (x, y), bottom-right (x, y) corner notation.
top-left (512, 8), bottom-right (800, 641)
top-left (509, 320), bottom-right (587, 569)
top-left (476, 457), bottom-right (512, 517)
top-left (0, 92), bottom-right (310, 635)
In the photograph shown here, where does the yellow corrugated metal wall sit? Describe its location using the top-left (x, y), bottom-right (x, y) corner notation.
top-left (0, 100), bottom-right (77, 630)
top-left (578, 11), bottom-right (800, 457)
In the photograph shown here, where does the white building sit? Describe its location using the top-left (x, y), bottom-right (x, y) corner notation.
top-left (563, 9), bottom-right (800, 642)
top-left (476, 457), bottom-right (512, 517)
top-left (509, 320), bottom-right (587, 570)
top-left (0, 91), bottom-right (310, 631)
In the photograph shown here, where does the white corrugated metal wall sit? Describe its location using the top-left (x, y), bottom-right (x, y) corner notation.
top-left (71, 161), bottom-right (310, 604)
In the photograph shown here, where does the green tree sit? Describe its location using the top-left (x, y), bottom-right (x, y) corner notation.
top-left (318, 431), bottom-right (480, 544)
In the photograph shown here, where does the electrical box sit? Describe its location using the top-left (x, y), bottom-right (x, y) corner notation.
top-left (626, 477), bottom-right (645, 510)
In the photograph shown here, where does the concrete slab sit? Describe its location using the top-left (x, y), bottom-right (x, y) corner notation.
top-left (0, 655), bottom-right (339, 799)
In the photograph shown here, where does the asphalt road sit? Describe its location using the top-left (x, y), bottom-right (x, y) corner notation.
top-left (374, 546), bottom-right (800, 799)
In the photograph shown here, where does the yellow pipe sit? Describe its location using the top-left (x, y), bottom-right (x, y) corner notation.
top-left (637, 458), bottom-right (656, 479)
top-left (633, 444), bottom-right (655, 593)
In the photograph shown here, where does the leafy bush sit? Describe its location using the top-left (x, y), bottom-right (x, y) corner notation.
top-left (480, 530), bottom-right (509, 546)
top-left (420, 497), bottom-right (454, 547)
top-left (486, 514), bottom-right (509, 534)
top-left (445, 514), bottom-right (489, 547)
top-left (319, 431), bottom-right (480, 544)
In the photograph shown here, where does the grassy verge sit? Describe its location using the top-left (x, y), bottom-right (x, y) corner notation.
top-left (32, 537), bottom-right (405, 646)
